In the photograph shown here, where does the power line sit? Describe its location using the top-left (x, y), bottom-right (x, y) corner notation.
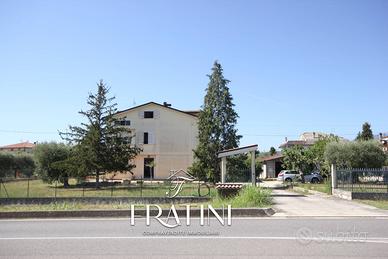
top-left (0, 129), bottom-right (58, 134)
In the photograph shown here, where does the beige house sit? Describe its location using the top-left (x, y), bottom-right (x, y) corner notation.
top-left (113, 102), bottom-right (199, 179)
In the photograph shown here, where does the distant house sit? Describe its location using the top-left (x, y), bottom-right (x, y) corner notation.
top-left (113, 101), bottom-right (199, 179)
top-left (379, 133), bottom-right (388, 153)
top-left (278, 132), bottom-right (327, 149)
top-left (261, 132), bottom-right (340, 179)
top-left (0, 141), bottom-right (35, 153)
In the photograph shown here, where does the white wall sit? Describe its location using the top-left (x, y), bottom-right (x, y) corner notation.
top-left (115, 103), bottom-right (198, 179)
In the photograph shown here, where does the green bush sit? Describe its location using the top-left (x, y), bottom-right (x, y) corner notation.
top-left (212, 186), bottom-right (272, 208)
top-left (324, 140), bottom-right (386, 168)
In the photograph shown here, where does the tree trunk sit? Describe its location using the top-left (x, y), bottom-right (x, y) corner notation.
top-left (95, 171), bottom-right (100, 189)
top-left (63, 175), bottom-right (69, 188)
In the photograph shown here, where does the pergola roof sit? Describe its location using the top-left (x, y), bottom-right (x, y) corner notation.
top-left (217, 144), bottom-right (258, 158)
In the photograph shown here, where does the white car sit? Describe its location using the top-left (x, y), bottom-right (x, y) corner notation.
top-left (277, 170), bottom-right (303, 183)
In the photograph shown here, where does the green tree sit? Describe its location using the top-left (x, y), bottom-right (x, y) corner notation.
top-left (269, 147), bottom-right (276, 156)
top-left (191, 61), bottom-right (241, 182)
top-left (13, 154), bottom-right (35, 177)
top-left (60, 80), bottom-right (141, 187)
top-left (34, 142), bottom-right (72, 187)
top-left (0, 152), bottom-right (35, 178)
top-left (356, 122), bottom-right (374, 141)
top-left (324, 140), bottom-right (385, 168)
top-left (307, 135), bottom-right (339, 176)
top-left (0, 152), bottom-right (14, 178)
top-left (282, 145), bottom-right (314, 173)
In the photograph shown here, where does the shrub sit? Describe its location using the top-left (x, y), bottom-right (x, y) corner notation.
top-left (212, 186), bottom-right (272, 208)
top-left (324, 140), bottom-right (386, 168)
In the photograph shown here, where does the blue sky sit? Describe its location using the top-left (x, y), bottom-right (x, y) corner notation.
top-left (0, 0), bottom-right (387, 151)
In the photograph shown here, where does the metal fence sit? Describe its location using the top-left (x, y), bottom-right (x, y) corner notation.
top-left (225, 168), bottom-right (252, 183)
top-left (336, 168), bottom-right (388, 193)
top-left (0, 178), bottom-right (213, 198)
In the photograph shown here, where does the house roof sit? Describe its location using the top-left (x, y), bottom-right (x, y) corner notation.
top-left (0, 141), bottom-right (35, 149)
top-left (259, 153), bottom-right (284, 162)
top-left (115, 102), bottom-right (200, 118)
top-left (278, 140), bottom-right (313, 149)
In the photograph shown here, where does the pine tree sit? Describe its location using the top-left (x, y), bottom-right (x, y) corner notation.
top-left (60, 80), bottom-right (141, 187)
top-left (191, 61), bottom-right (241, 182)
top-left (356, 122), bottom-right (374, 141)
top-left (269, 147), bottom-right (276, 156)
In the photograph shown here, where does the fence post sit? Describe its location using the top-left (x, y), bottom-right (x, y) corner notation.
top-left (251, 150), bottom-right (256, 186)
top-left (331, 164), bottom-right (337, 194)
top-left (221, 157), bottom-right (227, 183)
top-left (140, 178), bottom-right (143, 197)
top-left (27, 177), bottom-right (30, 198)
top-left (55, 180), bottom-right (57, 198)
top-left (111, 185), bottom-right (114, 197)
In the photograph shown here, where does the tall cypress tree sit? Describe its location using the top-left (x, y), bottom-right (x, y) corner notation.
top-left (191, 61), bottom-right (241, 182)
top-left (356, 122), bottom-right (374, 141)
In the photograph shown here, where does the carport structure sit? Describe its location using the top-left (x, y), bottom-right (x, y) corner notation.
top-left (217, 144), bottom-right (258, 185)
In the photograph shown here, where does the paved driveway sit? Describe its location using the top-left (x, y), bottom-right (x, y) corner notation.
top-left (272, 189), bottom-right (388, 217)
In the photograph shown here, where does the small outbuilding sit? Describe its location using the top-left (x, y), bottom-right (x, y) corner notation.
top-left (260, 153), bottom-right (284, 179)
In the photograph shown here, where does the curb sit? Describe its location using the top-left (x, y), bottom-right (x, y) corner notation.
top-left (0, 196), bottom-right (210, 205)
top-left (0, 208), bottom-right (275, 219)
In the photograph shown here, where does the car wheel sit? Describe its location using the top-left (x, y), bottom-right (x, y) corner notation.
top-left (311, 178), bottom-right (319, 184)
top-left (285, 178), bottom-right (292, 183)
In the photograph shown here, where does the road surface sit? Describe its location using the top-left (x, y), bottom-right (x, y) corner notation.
top-left (1, 217), bottom-right (388, 258)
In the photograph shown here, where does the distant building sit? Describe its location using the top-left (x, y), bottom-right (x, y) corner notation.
top-left (0, 141), bottom-right (35, 153)
top-left (259, 153), bottom-right (284, 179)
top-left (261, 132), bottom-right (343, 179)
top-left (279, 132), bottom-right (328, 149)
top-left (379, 133), bottom-right (388, 153)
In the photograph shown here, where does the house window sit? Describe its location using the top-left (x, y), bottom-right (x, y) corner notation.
top-left (115, 120), bottom-right (130, 126)
top-left (143, 132), bottom-right (149, 144)
top-left (144, 111), bottom-right (154, 119)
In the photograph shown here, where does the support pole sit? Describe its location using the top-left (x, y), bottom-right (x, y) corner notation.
top-left (331, 164), bottom-right (337, 193)
top-left (251, 151), bottom-right (256, 186)
top-left (221, 157), bottom-right (227, 183)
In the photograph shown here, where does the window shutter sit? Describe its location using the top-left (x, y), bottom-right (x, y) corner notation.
top-left (138, 111), bottom-right (144, 119)
top-left (149, 132), bottom-right (154, 144)
top-left (136, 131), bottom-right (143, 145)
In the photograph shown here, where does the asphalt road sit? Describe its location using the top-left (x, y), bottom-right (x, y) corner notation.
top-left (1, 217), bottom-right (388, 258)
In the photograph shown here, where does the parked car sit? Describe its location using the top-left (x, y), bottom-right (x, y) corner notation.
top-left (277, 170), bottom-right (303, 183)
top-left (302, 171), bottom-right (324, 184)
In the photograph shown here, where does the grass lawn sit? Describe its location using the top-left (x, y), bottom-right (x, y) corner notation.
top-left (0, 186), bottom-right (272, 211)
top-left (0, 179), bottom-right (217, 198)
top-left (292, 181), bottom-right (331, 195)
top-left (355, 200), bottom-right (388, 210)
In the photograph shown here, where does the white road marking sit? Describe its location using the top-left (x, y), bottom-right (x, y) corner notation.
top-left (1, 216), bottom-right (388, 222)
top-left (0, 236), bottom-right (387, 244)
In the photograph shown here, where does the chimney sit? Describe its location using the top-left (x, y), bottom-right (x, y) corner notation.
top-left (163, 102), bottom-right (171, 107)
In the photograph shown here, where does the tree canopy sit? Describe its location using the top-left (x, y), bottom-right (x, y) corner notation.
top-left (0, 152), bottom-right (35, 178)
top-left (355, 122), bottom-right (374, 141)
top-left (324, 140), bottom-right (386, 168)
top-left (191, 61), bottom-right (241, 182)
top-left (60, 80), bottom-right (141, 186)
top-left (34, 142), bottom-right (71, 187)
